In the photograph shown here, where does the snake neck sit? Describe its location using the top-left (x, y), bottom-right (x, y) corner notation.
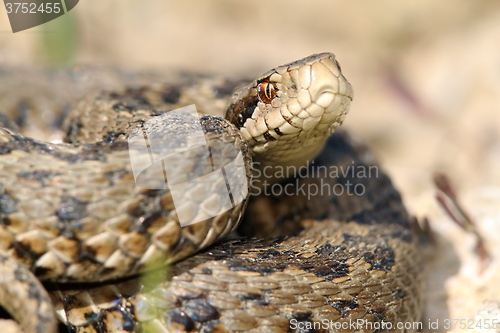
top-left (250, 141), bottom-right (326, 191)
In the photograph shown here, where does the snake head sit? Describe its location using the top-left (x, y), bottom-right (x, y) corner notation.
top-left (226, 52), bottom-right (353, 171)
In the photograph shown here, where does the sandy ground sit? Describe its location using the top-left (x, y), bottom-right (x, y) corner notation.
top-left (1, 1), bottom-right (500, 332)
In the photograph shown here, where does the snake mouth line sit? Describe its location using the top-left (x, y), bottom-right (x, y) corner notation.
top-left (341, 92), bottom-right (354, 101)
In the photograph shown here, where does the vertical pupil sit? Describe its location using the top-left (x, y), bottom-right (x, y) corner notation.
top-left (258, 81), bottom-right (276, 103)
top-left (266, 83), bottom-right (272, 99)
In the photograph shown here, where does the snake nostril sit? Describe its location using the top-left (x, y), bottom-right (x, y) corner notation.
top-left (316, 91), bottom-right (335, 109)
top-left (335, 59), bottom-right (342, 71)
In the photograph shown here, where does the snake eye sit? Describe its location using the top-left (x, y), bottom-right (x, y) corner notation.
top-left (257, 82), bottom-right (277, 104)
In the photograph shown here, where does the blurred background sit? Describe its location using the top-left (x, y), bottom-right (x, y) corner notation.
top-left (1, 1), bottom-right (500, 330)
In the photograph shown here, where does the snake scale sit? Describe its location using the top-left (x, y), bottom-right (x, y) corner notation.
top-left (0, 53), bottom-right (425, 333)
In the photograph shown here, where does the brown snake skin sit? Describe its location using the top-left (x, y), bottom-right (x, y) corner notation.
top-left (0, 53), bottom-right (426, 333)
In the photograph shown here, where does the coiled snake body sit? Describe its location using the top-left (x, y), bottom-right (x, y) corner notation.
top-left (0, 53), bottom-right (424, 333)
